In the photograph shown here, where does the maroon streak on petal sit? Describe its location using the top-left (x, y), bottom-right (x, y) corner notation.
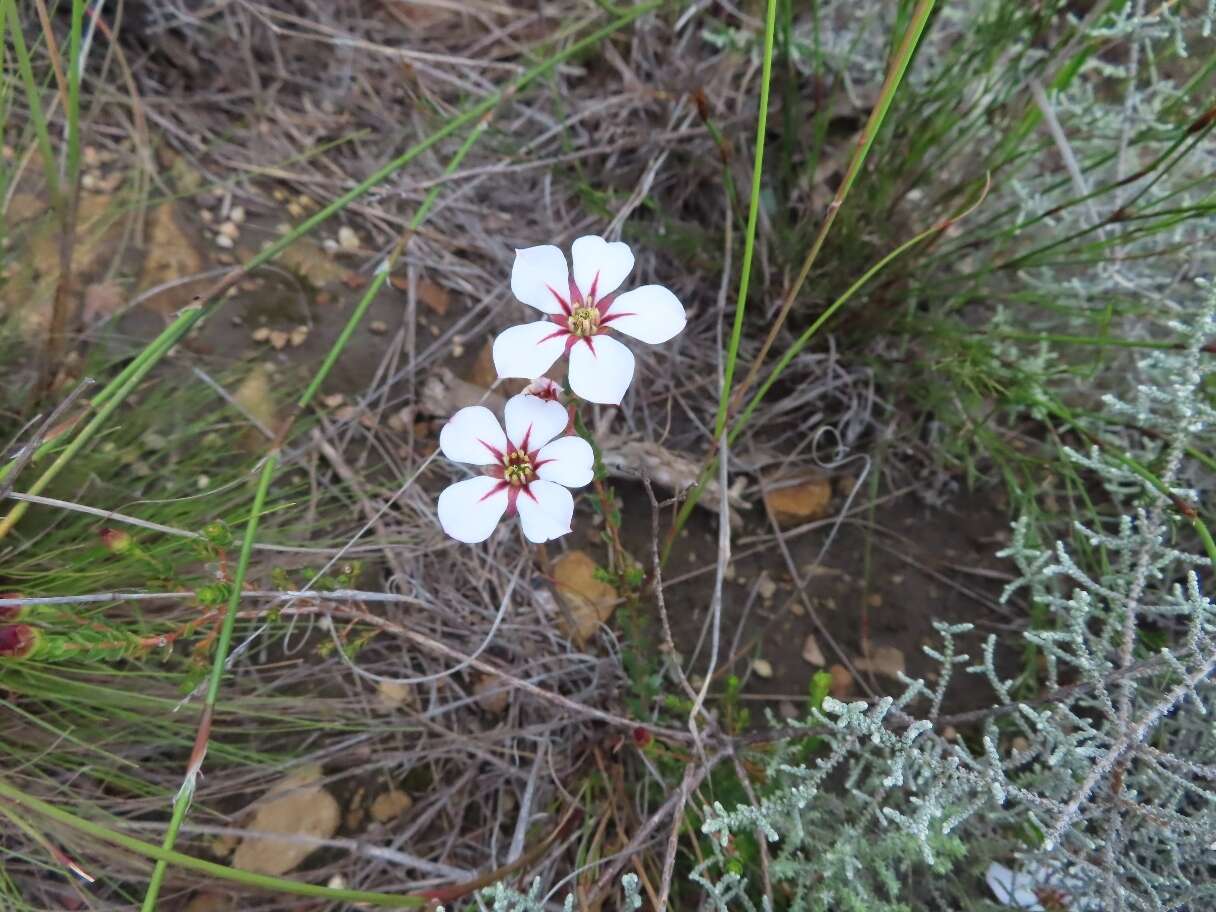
top-left (595, 293), bottom-right (616, 317)
top-left (567, 275), bottom-right (583, 307)
top-left (546, 284), bottom-right (571, 315)
top-left (588, 271), bottom-right (600, 303)
top-left (538, 326), bottom-right (570, 346)
top-left (477, 480), bottom-right (510, 503)
top-left (479, 438), bottom-right (504, 460)
top-left (598, 310), bottom-right (635, 326)
top-left (519, 424), bottom-right (533, 452)
top-left (531, 457), bottom-right (554, 473)
top-left (582, 335), bottom-right (597, 355)
top-left (487, 466), bottom-right (507, 480)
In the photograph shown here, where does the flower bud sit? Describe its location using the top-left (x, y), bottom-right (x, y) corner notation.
top-left (0, 624), bottom-right (38, 658)
top-left (0, 592), bottom-right (25, 622)
top-left (99, 527), bottom-right (133, 554)
top-left (201, 520), bottom-right (233, 548)
top-left (522, 377), bottom-right (562, 402)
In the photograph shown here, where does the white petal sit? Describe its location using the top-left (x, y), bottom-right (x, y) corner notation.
top-left (535, 436), bottom-right (594, 488)
top-left (437, 476), bottom-right (508, 543)
top-left (510, 245), bottom-right (571, 315)
top-left (603, 285), bottom-right (686, 344)
top-left (516, 479), bottom-right (574, 543)
top-left (504, 394), bottom-right (569, 451)
top-left (439, 406), bottom-right (507, 466)
top-left (492, 321), bottom-right (568, 380)
top-left (568, 335), bottom-right (635, 405)
top-left (571, 235), bottom-right (634, 301)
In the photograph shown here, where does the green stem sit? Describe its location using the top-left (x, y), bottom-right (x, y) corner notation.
top-left (139, 456), bottom-right (274, 912)
top-left (67, 0), bottom-right (84, 186)
top-left (713, 0), bottom-right (778, 438)
top-left (0, 778), bottom-right (424, 907)
top-left (4, 0), bottom-right (61, 207)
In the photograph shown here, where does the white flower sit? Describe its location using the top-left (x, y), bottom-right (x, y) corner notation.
top-left (492, 236), bottom-right (687, 405)
top-left (436, 394), bottom-right (593, 544)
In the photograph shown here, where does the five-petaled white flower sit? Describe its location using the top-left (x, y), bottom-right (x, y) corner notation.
top-left (492, 236), bottom-right (686, 405)
top-left (437, 394), bottom-right (593, 544)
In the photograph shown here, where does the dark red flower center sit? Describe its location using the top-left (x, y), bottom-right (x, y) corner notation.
top-left (539, 271), bottom-right (636, 356)
top-left (478, 426), bottom-right (557, 516)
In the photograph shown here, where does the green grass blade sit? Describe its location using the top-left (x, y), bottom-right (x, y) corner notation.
top-left (713, 0), bottom-right (778, 439)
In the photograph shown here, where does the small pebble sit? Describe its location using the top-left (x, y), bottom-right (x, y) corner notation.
top-left (369, 320), bottom-right (388, 335)
top-left (337, 226), bottom-right (360, 250)
top-left (757, 571), bottom-right (777, 601)
top-left (218, 221), bottom-right (240, 239)
top-left (214, 234), bottom-right (234, 249)
top-left (200, 209), bottom-right (214, 224)
top-left (229, 205), bottom-right (246, 224)
top-left (752, 658), bottom-right (773, 679)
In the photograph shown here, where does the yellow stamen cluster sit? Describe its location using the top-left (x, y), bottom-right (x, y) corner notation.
top-left (503, 450), bottom-right (535, 486)
top-left (568, 306), bottom-right (600, 338)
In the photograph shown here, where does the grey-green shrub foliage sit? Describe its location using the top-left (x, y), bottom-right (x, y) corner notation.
top-left (703, 283), bottom-right (1216, 911)
top-left (704, 279), bottom-right (1216, 909)
top-left (699, 1), bottom-right (1216, 910)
